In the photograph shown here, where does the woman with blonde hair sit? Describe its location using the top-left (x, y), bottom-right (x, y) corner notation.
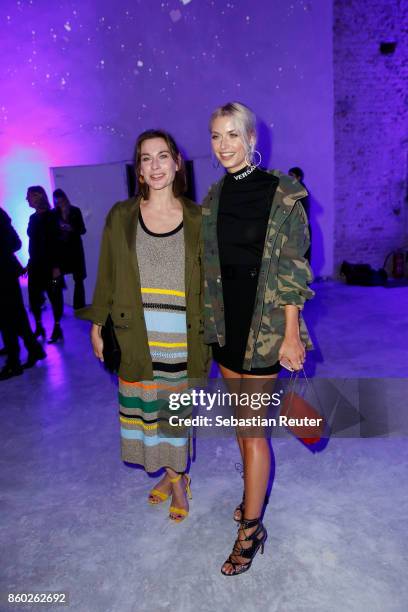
top-left (203, 102), bottom-right (314, 575)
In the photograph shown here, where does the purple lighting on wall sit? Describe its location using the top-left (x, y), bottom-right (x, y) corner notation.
top-left (1, 0), bottom-right (335, 275)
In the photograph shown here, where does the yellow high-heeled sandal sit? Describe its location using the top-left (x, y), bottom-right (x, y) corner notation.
top-left (168, 474), bottom-right (192, 522)
top-left (148, 488), bottom-right (169, 504)
top-left (148, 476), bottom-right (172, 505)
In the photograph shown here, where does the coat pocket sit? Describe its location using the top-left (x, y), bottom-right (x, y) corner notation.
top-left (110, 307), bottom-right (133, 328)
top-left (110, 307), bottom-right (134, 365)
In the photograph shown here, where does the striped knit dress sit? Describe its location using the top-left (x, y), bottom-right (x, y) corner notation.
top-left (118, 212), bottom-right (190, 473)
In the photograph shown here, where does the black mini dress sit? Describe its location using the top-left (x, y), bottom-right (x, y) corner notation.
top-left (212, 166), bottom-right (281, 375)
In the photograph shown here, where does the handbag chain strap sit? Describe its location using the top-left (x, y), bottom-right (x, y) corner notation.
top-left (287, 366), bottom-right (312, 393)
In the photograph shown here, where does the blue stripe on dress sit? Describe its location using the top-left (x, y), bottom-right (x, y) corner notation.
top-left (144, 309), bottom-right (187, 334)
top-left (120, 428), bottom-right (187, 446)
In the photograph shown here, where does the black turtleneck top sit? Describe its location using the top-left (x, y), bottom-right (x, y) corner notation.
top-left (212, 166), bottom-right (281, 374)
top-left (217, 166), bottom-right (279, 268)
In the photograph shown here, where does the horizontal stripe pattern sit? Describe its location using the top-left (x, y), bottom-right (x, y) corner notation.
top-left (141, 287), bottom-right (185, 298)
top-left (119, 394), bottom-right (168, 412)
top-left (119, 393), bottom-right (191, 411)
top-left (120, 428), bottom-right (187, 446)
top-left (150, 350), bottom-right (187, 360)
top-left (154, 373), bottom-right (187, 382)
top-left (119, 412), bottom-right (188, 424)
top-left (152, 361), bottom-right (187, 372)
top-left (119, 379), bottom-right (188, 391)
top-left (119, 415), bottom-right (190, 431)
top-left (144, 309), bottom-right (187, 334)
top-left (122, 222), bottom-right (189, 472)
top-left (149, 341), bottom-right (187, 348)
top-left (143, 302), bottom-right (186, 312)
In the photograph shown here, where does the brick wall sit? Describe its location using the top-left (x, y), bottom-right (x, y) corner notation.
top-left (333, 0), bottom-right (408, 272)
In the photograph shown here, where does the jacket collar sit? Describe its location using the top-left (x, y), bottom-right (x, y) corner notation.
top-left (124, 195), bottom-right (140, 254)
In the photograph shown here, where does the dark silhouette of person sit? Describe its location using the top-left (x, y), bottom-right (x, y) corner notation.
top-left (26, 186), bottom-right (64, 343)
top-left (289, 167), bottom-right (312, 264)
top-left (0, 333), bottom-right (7, 355)
top-left (0, 208), bottom-right (46, 380)
top-left (53, 189), bottom-right (87, 309)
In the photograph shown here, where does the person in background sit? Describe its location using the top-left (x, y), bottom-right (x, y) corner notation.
top-left (53, 189), bottom-right (87, 310)
top-left (203, 102), bottom-right (314, 576)
top-left (0, 208), bottom-right (46, 380)
top-left (26, 186), bottom-right (64, 343)
top-left (289, 166), bottom-right (312, 263)
top-left (77, 130), bottom-right (209, 523)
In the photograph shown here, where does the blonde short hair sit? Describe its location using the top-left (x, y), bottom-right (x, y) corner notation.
top-left (209, 102), bottom-right (257, 157)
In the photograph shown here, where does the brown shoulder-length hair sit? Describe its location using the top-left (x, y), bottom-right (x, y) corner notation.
top-left (133, 129), bottom-right (187, 199)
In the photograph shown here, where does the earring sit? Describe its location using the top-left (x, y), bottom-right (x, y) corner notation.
top-left (245, 148), bottom-right (262, 168)
top-left (212, 155), bottom-right (220, 169)
top-left (139, 175), bottom-right (145, 184)
top-left (251, 149), bottom-right (262, 167)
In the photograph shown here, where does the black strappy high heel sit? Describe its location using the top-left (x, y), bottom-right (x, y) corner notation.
top-left (221, 517), bottom-right (268, 576)
top-left (233, 491), bottom-right (269, 523)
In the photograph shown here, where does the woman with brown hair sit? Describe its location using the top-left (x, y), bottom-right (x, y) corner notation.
top-left (77, 130), bottom-right (209, 522)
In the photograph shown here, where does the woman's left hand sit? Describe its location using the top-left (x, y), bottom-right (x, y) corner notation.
top-left (278, 336), bottom-right (305, 371)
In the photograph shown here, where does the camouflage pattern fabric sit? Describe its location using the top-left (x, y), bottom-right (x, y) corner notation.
top-left (202, 170), bottom-right (314, 371)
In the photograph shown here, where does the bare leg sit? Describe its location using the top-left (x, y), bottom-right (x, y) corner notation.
top-left (166, 467), bottom-right (190, 521)
top-left (241, 438), bottom-right (270, 518)
top-left (218, 364), bottom-right (245, 520)
top-left (239, 373), bottom-right (277, 519)
top-left (218, 364), bottom-right (244, 461)
top-left (221, 372), bottom-right (277, 575)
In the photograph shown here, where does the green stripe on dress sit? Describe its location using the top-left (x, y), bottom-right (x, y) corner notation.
top-left (118, 394), bottom-right (169, 411)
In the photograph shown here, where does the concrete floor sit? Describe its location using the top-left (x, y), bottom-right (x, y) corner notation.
top-left (1, 281), bottom-right (407, 612)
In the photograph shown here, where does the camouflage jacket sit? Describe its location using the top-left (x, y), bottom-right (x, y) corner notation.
top-left (202, 170), bottom-right (314, 370)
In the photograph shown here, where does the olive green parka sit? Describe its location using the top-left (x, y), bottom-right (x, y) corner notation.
top-left (76, 196), bottom-right (210, 381)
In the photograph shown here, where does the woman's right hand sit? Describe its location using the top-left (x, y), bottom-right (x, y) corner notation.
top-left (91, 324), bottom-right (104, 361)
